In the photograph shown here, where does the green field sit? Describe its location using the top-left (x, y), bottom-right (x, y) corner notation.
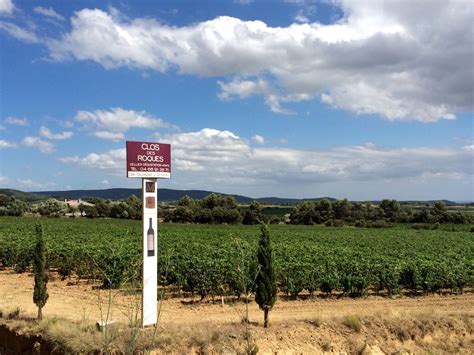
top-left (0, 217), bottom-right (472, 298)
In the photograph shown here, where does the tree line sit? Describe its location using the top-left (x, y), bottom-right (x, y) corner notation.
top-left (0, 193), bottom-right (472, 226)
top-left (288, 198), bottom-right (472, 226)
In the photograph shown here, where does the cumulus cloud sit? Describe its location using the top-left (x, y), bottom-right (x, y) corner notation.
top-left (60, 148), bottom-right (125, 173)
top-left (0, 0), bottom-right (14, 15)
top-left (0, 139), bottom-right (16, 148)
top-left (4, 116), bottom-right (28, 126)
top-left (218, 78), bottom-right (270, 101)
top-left (21, 136), bottom-right (55, 153)
top-left (34, 6), bottom-right (65, 21)
top-left (39, 126), bottom-right (73, 140)
top-left (59, 128), bottom-right (473, 198)
top-left (36, 1), bottom-right (472, 121)
top-left (252, 134), bottom-right (265, 144)
top-left (75, 107), bottom-right (173, 140)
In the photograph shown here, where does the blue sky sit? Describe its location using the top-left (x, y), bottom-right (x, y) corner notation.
top-left (0, 0), bottom-right (473, 200)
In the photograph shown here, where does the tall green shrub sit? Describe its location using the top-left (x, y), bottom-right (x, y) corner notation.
top-left (255, 223), bottom-right (277, 328)
top-left (33, 222), bottom-right (48, 320)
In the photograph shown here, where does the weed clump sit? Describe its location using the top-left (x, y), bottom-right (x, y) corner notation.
top-left (343, 315), bottom-right (362, 332)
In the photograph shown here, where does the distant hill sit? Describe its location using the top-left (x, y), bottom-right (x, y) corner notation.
top-left (256, 197), bottom-right (336, 205)
top-left (30, 188), bottom-right (255, 204)
top-left (0, 187), bottom-right (459, 206)
top-left (30, 188), bottom-right (341, 205)
top-left (0, 188), bottom-right (50, 202)
top-left (27, 188), bottom-right (338, 204)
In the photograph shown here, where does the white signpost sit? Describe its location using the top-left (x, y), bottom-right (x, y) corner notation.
top-left (126, 141), bottom-right (171, 327)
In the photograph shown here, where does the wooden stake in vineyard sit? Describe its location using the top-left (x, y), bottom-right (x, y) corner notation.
top-left (255, 223), bottom-right (277, 328)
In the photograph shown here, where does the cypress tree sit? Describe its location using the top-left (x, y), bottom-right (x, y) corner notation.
top-left (33, 222), bottom-right (48, 320)
top-left (255, 223), bottom-right (277, 328)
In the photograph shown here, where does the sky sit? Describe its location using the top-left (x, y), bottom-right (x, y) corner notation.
top-left (0, 0), bottom-right (473, 201)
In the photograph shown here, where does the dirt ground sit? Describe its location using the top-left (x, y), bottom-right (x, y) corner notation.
top-left (0, 270), bottom-right (473, 354)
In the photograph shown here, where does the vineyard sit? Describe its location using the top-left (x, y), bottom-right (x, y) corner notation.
top-left (0, 217), bottom-right (473, 299)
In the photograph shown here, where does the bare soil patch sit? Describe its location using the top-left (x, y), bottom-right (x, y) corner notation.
top-left (0, 270), bottom-right (472, 353)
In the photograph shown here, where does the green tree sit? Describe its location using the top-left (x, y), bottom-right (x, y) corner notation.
top-left (36, 199), bottom-right (67, 217)
top-left (80, 205), bottom-right (99, 218)
top-left (431, 201), bottom-right (448, 223)
top-left (125, 195), bottom-right (142, 220)
top-left (33, 223), bottom-right (48, 320)
top-left (333, 198), bottom-right (352, 221)
top-left (242, 200), bottom-right (263, 225)
top-left (380, 199), bottom-right (400, 222)
top-left (178, 195), bottom-right (195, 207)
top-left (255, 223), bottom-right (277, 328)
top-left (0, 194), bottom-right (28, 216)
top-left (110, 202), bottom-right (130, 219)
top-left (95, 200), bottom-right (111, 217)
top-left (173, 206), bottom-right (194, 223)
top-left (201, 193), bottom-right (221, 209)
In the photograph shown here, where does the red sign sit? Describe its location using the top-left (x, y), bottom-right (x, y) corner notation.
top-left (126, 141), bottom-right (171, 178)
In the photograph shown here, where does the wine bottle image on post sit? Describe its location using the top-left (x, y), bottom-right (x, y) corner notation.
top-left (147, 217), bottom-right (155, 257)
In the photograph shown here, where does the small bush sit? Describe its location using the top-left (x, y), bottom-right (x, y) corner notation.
top-left (354, 220), bottom-right (366, 228)
top-left (343, 315), bottom-right (362, 332)
top-left (0, 307), bottom-right (21, 320)
top-left (324, 219), bottom-right (333, 227)
top-left (412, 223), bottom-right (431, 230)
top-left (268, 216), bottom-right (281, 224)
top-left (367, 220), bottom-right (392, 228)
top-left (332, 219), bottom-right (345, 227)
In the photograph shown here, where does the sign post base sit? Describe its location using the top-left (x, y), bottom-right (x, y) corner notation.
top-left (141, 178), bottom-right (158, 327)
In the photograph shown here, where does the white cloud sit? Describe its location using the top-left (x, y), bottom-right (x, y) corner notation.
top-left (75, 107), bottom-right (173, 140)
top-left (60, 148), bottom-right (126, 174)
top-left (294, 9), bottom-right (309, 23)
top-left (0, 0), bottom-right (14, 15)
top-left (39, 126), bottom-right (73, 140)
top-left (16, 178), bottom-right (34, 186)
top-left (4, 116), bottom-right (28, 126)
top-left (21, 136), bottom-right (55, 153)
top-left (0, 22), bottom-right (39, 43)
top-left (39, 2), bottom-right (473, 121)
top-left (0, 139), bottom-right (16, 149)
top-left (34, 6), bottom-right (65, 21)
top-left (0, 175), bottom-right (8, 185)
top-left (218, 78), bottom-right (270, 100)
top-left (217, 78), bottom-right (307, 114)
top-left (59, 128), bottom-right (473, 199)
top-left (252, 134), bottom-right (265, 144)
top-left (93, 131), bottom-right (124, 141)
top-left (101, 179), bottom-right (109, 185)
top-left (15, 178), bottom-right (56, 190)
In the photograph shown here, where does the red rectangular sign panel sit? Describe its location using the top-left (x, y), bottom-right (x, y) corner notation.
top-left (126, 141), bottom-right (171, 178)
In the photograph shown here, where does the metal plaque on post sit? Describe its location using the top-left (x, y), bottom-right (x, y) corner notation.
top-left (126, 141), bottom-right (171, 327)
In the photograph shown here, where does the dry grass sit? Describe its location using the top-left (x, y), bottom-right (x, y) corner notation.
top-left (343, 314), bottom-right (362, 332)
top-left (0, 306), bottom-right (21, 320)
top-left (1, 303), bottom-right (473, 354)
top-left (0, 312), bottom-right (241, 354)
